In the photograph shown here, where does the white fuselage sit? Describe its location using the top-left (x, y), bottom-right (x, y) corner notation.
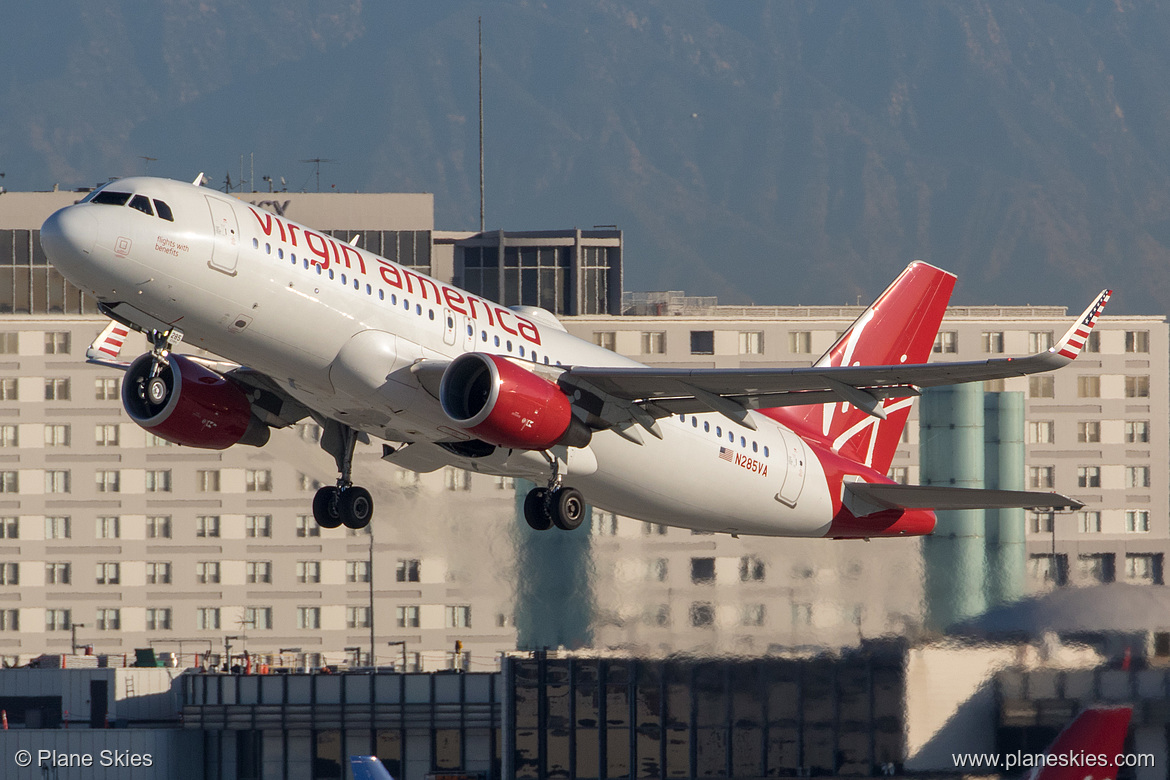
top-left (43, 177), bottom-right (838, 536)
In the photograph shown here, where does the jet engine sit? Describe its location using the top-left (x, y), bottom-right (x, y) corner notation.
top-left (122, 353), bottom-right (270, 449)
top-left (439, 353), bottom-right (591, 450)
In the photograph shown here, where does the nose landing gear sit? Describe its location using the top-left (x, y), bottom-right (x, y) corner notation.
top-left (312, 422), bottom-right (374, 530)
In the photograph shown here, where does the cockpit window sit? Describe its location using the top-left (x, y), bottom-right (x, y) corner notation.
top-left (129, 194), bottom-right (154, 216)
top-left (91, 191), bottom-right (132, 206)
top-left (153, 199), bottom-right (174, 222)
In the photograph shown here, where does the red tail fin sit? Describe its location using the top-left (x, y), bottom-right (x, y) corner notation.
top-left (1031, 707), bottom-right (1132, 780)
top-left (764, 262), bottom-right (955, 476)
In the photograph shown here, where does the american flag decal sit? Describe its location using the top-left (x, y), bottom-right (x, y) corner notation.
top-left (718, 447), bottom-right (735, 463)
top-left (98, 325), bottom-right (129, 357)
top-left (1058, 289), bottom-right (1111, 360)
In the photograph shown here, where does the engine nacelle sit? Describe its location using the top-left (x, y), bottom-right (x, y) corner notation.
top-left (439, 353), bottom-right (591, 450)
top-left (122, 353), bottom-right (269, 449)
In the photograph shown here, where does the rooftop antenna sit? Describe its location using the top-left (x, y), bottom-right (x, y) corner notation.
top-left (300, 158), bottom-right (337, 193)
top-left (479, 16), bottom-right (485, 232)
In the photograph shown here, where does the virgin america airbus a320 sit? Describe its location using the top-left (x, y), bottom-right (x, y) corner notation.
top-left (39, 175), bottom-right (1107, 537)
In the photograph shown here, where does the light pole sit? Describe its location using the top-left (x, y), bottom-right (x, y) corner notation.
top-left (70, 623), bottom-right (87, 654)
top-left (387, 641), bottom-right (408, 672)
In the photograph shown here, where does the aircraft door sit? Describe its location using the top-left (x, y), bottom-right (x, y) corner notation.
top-left (442, 308), bottom-right (457, 346)
top-left (774, 427), bottom-right (808, 508)
top-left (205, 196), bottom-right (240, 275)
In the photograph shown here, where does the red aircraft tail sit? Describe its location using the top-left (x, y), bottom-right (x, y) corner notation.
top-left (1029, 706), bottom-right (1132, 780)
top-left (765, 262), bottom-right (955, 476)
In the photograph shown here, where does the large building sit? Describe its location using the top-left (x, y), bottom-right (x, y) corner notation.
top-left (0, 185), bottom-right (1164, 667)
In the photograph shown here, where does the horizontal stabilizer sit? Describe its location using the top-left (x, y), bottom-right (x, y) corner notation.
top-left (846, 482), bottom-right (1083, 512)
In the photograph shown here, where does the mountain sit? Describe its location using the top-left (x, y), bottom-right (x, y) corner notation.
top-left (4, 1), bottom-right (1170, 313)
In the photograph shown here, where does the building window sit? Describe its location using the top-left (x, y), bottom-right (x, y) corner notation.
top-left (296, 515), bottom-right (321, 538)
top-left (689, 330), bottom-right (715, 355)
top-left (738, 331), bottom-right (764, 354)
top-left (145, 433), bottom-right (173, 447)
top-left (347, 561), bottom-right (371, 583)
top-left (245, 515), bottom-right (272, 538)
top-left (932, 331), bottom-right (957, 353)
top-left (244, 607), bottom-right (272, 630)
top-left (298, 472), bottom-right (322, 491)
top-left (1028, 331), bottom-right (1053, 352)
top-left (788, 331), bottom-right (812, 354)
top-left (0, 563), bottom-right (17, 586)
top-left (1126, 421), bottom-right (1150, 443)
top-left (246, 562), bottom-right (272, 584)
top-left (1029, 466), bottom-right (1055, 489)
top-left (396, 559), bottom-right (421, 582)
top-left (1077, 376), bottom-right (1100, 398)
top-left (591, 511), bottom-right (618, 536)
top-left (145, 470), bottom-right (172, 493)
top-left (145, 562), bottom-right (171, 585)
top-left (444, 468), bottom-right (471, 491)
top-left (396, 606), bottom-right (420, 628)
top-left (1029, 511), bottom-right (1054, 534)
top-left (0, 425), bottom-right (15, 447)
top-left (1085, 331), bottom-right (1100, 352)
top-left (1077, 511), bottom-right (1101, 533)
top-left (196, 608), bottom-right (220, 630)
top-left (95, 424), bottom-right (118, 446)
top-left (739, 555), bottom-right (765, 582)
top-left (44, 331), bottom-right (70, 355)
top-left (45, 516), bottom-right (70, 539)
top-left (742, 604), bottom-right (766, 627)
top-left (95, 378), bottom-right (118, 400)
top-left (642, 522), bottom-right (668, 536)
top-left (1125, 376), bottom-right (1150, 398)
top-left (146, 515), bottom-right (171, 539)
top-left (650, 558), bottom-right (668, 582)
top-left (1029, 376), bottom-right (1054, 398)
top-left (95, 562), bottom-right (120, 585)
top-left (1028, 421), bottom-right (1054, 444)
top-left (0, 517), bottom-right (16, 539)
top-left (689, 602), bottom-right (715, 627)
top-left (1126, 466), bottom-right (1151, 489)
top-left (297, 607), bottom-right (321, 630)
top-left (1126, 510), bottom-right (1150, 533)
top-left (981, 332), bottom-right (1004, 353)
top-left (45, 563), bottom-right (70, 585)
top-left (44, 470), bottom-right (70, 494)
top-left (44, 424), bottom-right (70, 447)
top-left (296, 561), bottom-right (321, 584)
top-left (888, 467), bottom-right (910, 485)
top-left (1125, 554), bottom-right (1162, 584)
top-left (95, 470), bottom-right (120, 493)
top-left (46, 609), bottom-right (71, 631)
top-left (347, 606), bottom-right (371, 629)
top-left (1125, 331), bottom-right (1149, 353)
top-left (445, 605), bottom-right (471, 628)
top-left (146, 608), bottom-right (172, 631)
top-left (690, 557), bottom-right (715, 584)
top-left (195, 516), bottom-right (220, 538)
top-left (640, 332), bottom-right (666, 354)
top-left (0, 334), bottom-right (16, 354)
top-left (196, 562), bottom-right (221, 584)
top-left (1077, 554), bottom-right (1115, 584)
top-left (245, 469), bottom-right (272, 492)
top-left (95, 516), bottom-right (119, 539)
top-left (593, 331), bottom-right (616, 351)
top-left (0, 609), bottom-right (18, 631)
top-left (196, 470), bottom-right (220, 492)
top-left (44, 378), bottom-right (70, 401)
top-left (1028, 554), bottom-right (1067, 586)
top-left (0, 378), bottom-right (16, 401)
top-left (1077, 466), bottom-right (1101, 488)
top-left (1076, 421), bottom-right (1100, 443)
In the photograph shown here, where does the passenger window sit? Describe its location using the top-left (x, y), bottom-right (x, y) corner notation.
top-left (764, 447), bottom-right (770, 457)
top-left (716, 426), bottom-right (722, 437)
top-left (341, 274), bottom-right (347, 285)
top-left (428, 310), bottom-right (435, 320)
top-left (481, 331), bottom-right (487, 342)
top-left (506, 340), bottom-right (512, 351)
top-left (519, 346), bottom-right (526, 357)
top-left (704, 422), bottom-right (710, 433)
top-left (278, 248), bottom-right (284, 259)
top-left (354, 279), bottom-right (359, 290)
top-left (91, 191), bottom-right (131, 206)
top-left (265, 243), bottom-right (271, 254)
top-left (740, 436), bottom-right (746, 447)
top-left (365, 284), bottom-right (371, 295)
top-left (752, 441), bottom-right (758, 452)
top-left (153, 200), bottom-right (174, 221)
top-left (692, 418), bottom-right (698, 428)
top-left (378, 290), bottom-right (384, 300)
top-left (391, 295), bottom-right (397, 305)
top-left (544, 357), bottom-right (550, 365)
top-left (729, 431), bottom-right (734, 442)
top-left (253, 238), bottom-right (259, 249)
top-left (129, 194), bottom-right (153, 215)
top-left (415, 304), bottom-right (422, 315)
top-left (494, 336), bottom-right (500, 347)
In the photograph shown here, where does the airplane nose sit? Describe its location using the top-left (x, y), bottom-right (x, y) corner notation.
top-left (40, 206), bottom-right (97, 264)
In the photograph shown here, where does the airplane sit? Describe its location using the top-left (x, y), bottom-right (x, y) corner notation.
top-left (39, 175), bottom-right (1107, 538)
top-left (349, 755), bottom-right (394, 780)
top-left (1026, 706), bottom-right (1132, 780)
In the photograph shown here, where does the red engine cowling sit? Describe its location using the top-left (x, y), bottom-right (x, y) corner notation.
top-left (122, 353), bottom-right (269, 449)
top-left (439, 353), bottom-right (591, 449)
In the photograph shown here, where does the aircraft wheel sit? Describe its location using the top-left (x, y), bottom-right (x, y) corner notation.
top-left (523, 488), bottom-right (553, 531)
top-left (340, 486), bottom-right (374, 529)
top-left (146, 376), bottom-right (168, 405)
top-left (551, 486), bottom-right (586, 531)
top-left (313, 486), bottom-right (343, 529)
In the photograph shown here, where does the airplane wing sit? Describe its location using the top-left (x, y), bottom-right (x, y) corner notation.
top-left (558, 289), bottom-right (1111, 432)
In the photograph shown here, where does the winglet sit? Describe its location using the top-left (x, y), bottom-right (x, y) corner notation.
top-left (85, 320), bottom-right (133, 369)
top-left (1052, 289), bottom-right (1111, 362)
top-left (349, 756), bottom-right (395, 780)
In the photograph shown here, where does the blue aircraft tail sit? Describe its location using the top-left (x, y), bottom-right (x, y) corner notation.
top-left (349, 756), bottom-right (394, 780)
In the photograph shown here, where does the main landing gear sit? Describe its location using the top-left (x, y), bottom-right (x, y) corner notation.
top-left (523, 454), bottom-right (586, 532)
top-left (312, 422), bottom-right (373, 530)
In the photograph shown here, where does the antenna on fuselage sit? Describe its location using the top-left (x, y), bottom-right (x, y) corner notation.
top-left (192, 172), bottom-right (206, 186)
